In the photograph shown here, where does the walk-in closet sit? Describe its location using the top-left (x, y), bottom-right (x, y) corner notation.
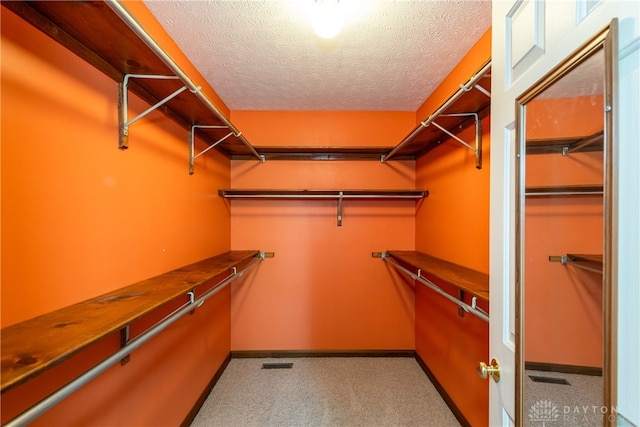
top-left (2, 1), bottom-right (639, 426)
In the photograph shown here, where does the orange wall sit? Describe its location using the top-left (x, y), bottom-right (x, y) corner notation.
top-left (3, 2), bottom-right (496, 422)
top-left (1, 5), bottom-right (233, 425)
top-left (414, 29), bottom-right (491, 427)
top-left (228, 111), bottom-right (418, 350)
top-left (524, 96), bottom-right (604, 367)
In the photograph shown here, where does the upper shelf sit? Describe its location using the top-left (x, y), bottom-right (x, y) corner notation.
top-left (4, 1), bottom-right (491, 166)
top-left (382, 61), bottom-right (492, 167)
top-left (3, 0), bottom-right (260, 160)
top-left (231, 146), bottom-right (410, 161)
top-left (385, 250), bottom-right (489, 302)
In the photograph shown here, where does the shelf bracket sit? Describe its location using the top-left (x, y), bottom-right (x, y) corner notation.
top-left (119, 74), bottom-right (200, 149)
top-left (119, 326), bottom-right (130, 366)
top-left (458, 289), bottom-right (467, 317)
top-left (474, 85), bottom-right (491, 97)
top-left (188, 125), bottom-right (237, 174)
top-left (337, 191), bottom-right (344, 226)
top-left (429, 112), bottom-right (482, 169)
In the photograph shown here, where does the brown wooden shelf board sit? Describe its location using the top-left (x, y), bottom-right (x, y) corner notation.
top-left (218, 189), bottom-right (428, 199)
top-left (230, 146), bottom-right (412, 161)
top-left (386, 251), bottom-right (489, 301)
top-left (0, 250), bottom-right (260, 394)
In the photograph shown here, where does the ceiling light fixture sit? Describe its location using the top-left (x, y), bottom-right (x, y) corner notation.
top-left (312, 0), bottom-right (343, 39)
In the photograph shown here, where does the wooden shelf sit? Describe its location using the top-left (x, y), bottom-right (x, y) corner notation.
top-left (384, 61), bottom-right (491, 167)
top-left (2, 1), bottom-right (258, 159)
top-left (526, 130), bottom-right (604, 155)
top-left (386, 251), bottom-right (489, 302)
top-left (0, 250), bottom-right (260, 394)
top-left (218, 189), bottom-right (429, 199)
top-left (231, 147), bottom-right (411, 161)
top-left (525, 184), bottom-right (603, 197)
top-left (219, 190), bottom-right (428, 226)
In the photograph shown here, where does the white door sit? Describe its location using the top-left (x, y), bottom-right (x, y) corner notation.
top-left (489, 0), bottom-right (639, 425)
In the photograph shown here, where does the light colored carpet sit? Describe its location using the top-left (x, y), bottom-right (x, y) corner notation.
top-left (190, 357), bottom-right (461, 427)
top-left (523, 370), bottom-right (604, 427)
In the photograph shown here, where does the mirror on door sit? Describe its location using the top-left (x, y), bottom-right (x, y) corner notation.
top-left (515, 22), bottom-right (617, 427)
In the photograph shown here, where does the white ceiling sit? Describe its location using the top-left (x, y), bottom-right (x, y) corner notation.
top-left (144, 0), bottom-right (492, 112)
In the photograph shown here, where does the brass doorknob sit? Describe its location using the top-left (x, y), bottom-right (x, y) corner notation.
top-left (477, 358), bottom-right (500, 383)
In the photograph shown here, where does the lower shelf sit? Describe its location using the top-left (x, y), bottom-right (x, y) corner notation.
top-left (379, 251), bottom-right (489, 322)
top-left (0, 250), bottom-right (262, 394)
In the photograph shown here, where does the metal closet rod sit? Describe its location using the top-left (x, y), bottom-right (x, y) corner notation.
top-left (384, 60), bottom-right (491, 162)
top-left (105, 0), bottom-right (262, 161)
top-left (5, 256), bottom-right (263, 427)
top-left (219, 193), bottom-right (427, 199)
top-left (383, 254), bottom-right (489, 323)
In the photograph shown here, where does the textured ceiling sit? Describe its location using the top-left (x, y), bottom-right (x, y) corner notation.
top-left (144, 0), bottom-right (492, 111)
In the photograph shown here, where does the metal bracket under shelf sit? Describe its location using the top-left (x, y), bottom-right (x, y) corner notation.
top-left (429, 112), bottom-right (482, 169)
top-left (119, 326), bottom-right (130, 366)
top-left (382, 61), bottom-right (490, 167)
top-left (118, 74), bottom-right (201, 149)
top-left (189, 125), bottom-right (237, 174)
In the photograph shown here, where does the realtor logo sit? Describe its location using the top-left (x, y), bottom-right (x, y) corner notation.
top-left (529, 400), bottom-right (560, 426)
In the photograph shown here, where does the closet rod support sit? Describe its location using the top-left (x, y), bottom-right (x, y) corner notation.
top-left (458, 289), bottom-right (466, 317)
top-left (474, 84), bottom-right (491, 98)
top-left (434, 112), bottom-right (482, 169)
top-left (119, 74), bottom-right (193, 149)
top-left (337, 191), bottom-right (344, 226)
top-left (428, 121), bottom-right (477, 152)
top-left (119, 326), bottom-right (130, 366)
top-left (189, 125), bottom-right (235, 174)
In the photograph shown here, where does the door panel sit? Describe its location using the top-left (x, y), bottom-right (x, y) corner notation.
top-left (489, 0), bottom-right (639, 425)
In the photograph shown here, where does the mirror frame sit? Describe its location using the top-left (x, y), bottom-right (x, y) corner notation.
top-left (514, 20), bottom-right (618, 426)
